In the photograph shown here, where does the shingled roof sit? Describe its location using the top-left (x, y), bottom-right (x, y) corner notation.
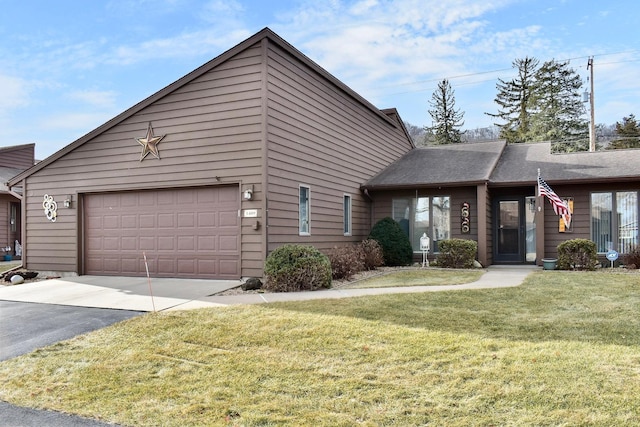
top-left (489, 142), bottom-right (640, 185)
top-left (363, 140), bottom-right (506, 189)
top-left (363, 141), bottom-right (640, 190)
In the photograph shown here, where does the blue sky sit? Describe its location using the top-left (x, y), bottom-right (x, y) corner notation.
top-left (1, 0), bottom-right (639, 159)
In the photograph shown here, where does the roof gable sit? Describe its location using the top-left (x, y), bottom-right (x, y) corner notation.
top-left (0, 143), bottom-right (35, 169)
top-left (10, 28), bottom-right (403, 186)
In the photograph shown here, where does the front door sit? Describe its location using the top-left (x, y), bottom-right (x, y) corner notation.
top-left (493, 196), bottom-right (536, 263)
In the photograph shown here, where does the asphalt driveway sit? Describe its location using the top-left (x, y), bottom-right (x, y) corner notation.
top-left (0, 300), bottom-right (142, 426)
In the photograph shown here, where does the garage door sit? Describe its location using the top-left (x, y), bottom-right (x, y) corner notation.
top-left (84, 186), bottom-right (240, 279)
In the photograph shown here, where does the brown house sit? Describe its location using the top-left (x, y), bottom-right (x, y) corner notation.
top-left (8, 28), bottom-right (414, 279)
top-left (9, 28), bottom-right (640, 280)
top-left (364, 140), bottom-right (640, 267)
top-left (1, 143), bottom-right (34, 260)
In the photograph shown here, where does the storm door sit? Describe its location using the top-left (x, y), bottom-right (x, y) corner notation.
top-left (493, 196), bottom-right (537, 263)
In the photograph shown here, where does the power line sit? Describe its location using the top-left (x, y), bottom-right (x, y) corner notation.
top-left (373, 49), bottom-right (640, 95)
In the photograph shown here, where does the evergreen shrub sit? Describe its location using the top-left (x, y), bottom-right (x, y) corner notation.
top-left (368, 217), bottom-right (413, 266)
top-left (263, 245), bottom-right (332, 292)
top-left (436, 239), bottom-right (477, 268)
top-left (557, 239), bottom-right (598, 271)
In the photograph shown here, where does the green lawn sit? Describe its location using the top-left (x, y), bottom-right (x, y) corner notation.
top-left (1, 271), bottom-right (639, 426)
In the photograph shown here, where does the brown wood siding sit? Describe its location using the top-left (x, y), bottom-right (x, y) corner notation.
top-left (540, 182), bottom-right (640, 260)
top-left (265, 42), bottom-right (412, 253)
top-left (0, 144), bottom-right (35, 169)
top-left (21, 44), bottom-right (266, 277)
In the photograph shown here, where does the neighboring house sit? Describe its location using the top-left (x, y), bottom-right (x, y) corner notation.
top-left (363, 140), bottom-right (640, 267)
top-left (0, 143), bottom-right (35, 260)
top-left (7, 28), bottom-right (414, 279)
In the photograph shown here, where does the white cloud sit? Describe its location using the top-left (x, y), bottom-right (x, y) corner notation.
top-left (68, 90), bottom-right (118, 109)
top-left (39, 112), bottom-right (114, 132)
top-left (0, 74), bottom-right (31, 112)
top-left (108, 27), bottom-right (252, 65)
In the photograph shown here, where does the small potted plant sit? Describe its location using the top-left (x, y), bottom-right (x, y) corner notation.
top-left (2, 245), bottom-right (11, 261)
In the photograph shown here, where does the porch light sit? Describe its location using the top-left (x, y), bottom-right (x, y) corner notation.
top-left (64, 195), bottom-right (72, 208)
top-left (243, 185), bottom-right (254, 201)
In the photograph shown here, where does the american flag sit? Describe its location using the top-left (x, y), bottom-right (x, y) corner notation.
top-left (538, 174), bottom-right (570, 216)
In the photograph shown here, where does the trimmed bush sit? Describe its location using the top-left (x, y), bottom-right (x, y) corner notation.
top-left (328, 245), bottom-right (364, 280)
top-left (263, 245), bottom-right (332, 292)
top-left (557, 239), bottom-right (598, 271)
top-left (368, 217), bottom-right (413, 266)
top-left (359, 239), bottom-right (384, 271)
top-left (436, 239), bottom-right (477, 268)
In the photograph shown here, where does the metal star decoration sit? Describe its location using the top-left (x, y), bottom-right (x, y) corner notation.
top-left (137, 122), bottom-right (166, 161)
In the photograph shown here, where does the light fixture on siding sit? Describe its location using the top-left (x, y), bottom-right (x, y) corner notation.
top-left (64, 195), bottom-right (72, 208)
top-left (243, 185), bottom-right (254, 201)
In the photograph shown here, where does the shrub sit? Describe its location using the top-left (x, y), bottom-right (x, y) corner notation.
top-left (327, 245), bottom-right (364, 280)
top-left (328, 240), bottom-right (385, 280)
top-left (359, 239), bottom-right (384, 271)
top-left (436, 239), bottom-right (477, 268)
top-left (368, 217), bottom-right (413, 266)
top-left (623, 245), bottom-right (640, 269)
top-left (263, 245), bottom-right (332, 292)
top-left (557, 239), bottom-right (598, 271)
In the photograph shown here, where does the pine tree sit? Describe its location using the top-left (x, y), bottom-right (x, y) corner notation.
top-left (529, 60), bottom-right (588, 152)
top-left (608, 114), bottom-right (640, 149)
top-left (486, 57), bottom-right (539, 143)
top-left (425, 79), bottom-right (465, 144)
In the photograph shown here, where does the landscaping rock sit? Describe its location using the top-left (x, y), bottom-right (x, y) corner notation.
top-left (241, 277), bottom-right (263, 291)
top-left (10, 275), bottom-right (25, 285)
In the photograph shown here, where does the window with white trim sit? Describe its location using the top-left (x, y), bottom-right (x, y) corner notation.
top-left (343, 194), bottom-right (352, 235)
top-left (299, 185), bottom-right (310, 235)
top-left (591, 191), bottom-right (638, 253)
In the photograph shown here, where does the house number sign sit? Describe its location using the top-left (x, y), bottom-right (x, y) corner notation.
top-left (43, 194), bottom-right (58, 222)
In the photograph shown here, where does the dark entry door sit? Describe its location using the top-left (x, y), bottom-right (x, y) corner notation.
top-left (494, 198), bottom-right (523, 263)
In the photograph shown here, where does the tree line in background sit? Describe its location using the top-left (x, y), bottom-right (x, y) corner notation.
top-left (407, 56), bottom-right (639, 151)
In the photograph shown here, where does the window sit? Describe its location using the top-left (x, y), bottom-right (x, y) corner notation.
top-left (591, 191), bottom-right (638, 253)
top-left (10, 203), bottom-right (18, 233)
top-left (392, 196), bottom-right (451, 252)
top-left (299, 185), bottom-right (310, 235)
top-left (343, 195), bottom-right (352, 235)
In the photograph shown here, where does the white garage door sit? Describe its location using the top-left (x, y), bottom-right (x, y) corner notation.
top-left (84, 186), bottom-right (240, 279)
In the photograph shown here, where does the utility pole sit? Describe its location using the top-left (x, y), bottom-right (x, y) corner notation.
top-left (588, 57), bottom-right (596, 152)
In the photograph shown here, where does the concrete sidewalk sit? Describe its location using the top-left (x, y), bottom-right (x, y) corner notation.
top-left (0, 265), bottom-right (539, 312)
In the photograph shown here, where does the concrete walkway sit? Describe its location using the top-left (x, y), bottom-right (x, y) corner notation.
top-left (0, 265), bottom-right (539, 312)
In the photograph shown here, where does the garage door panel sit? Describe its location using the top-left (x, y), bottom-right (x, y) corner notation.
top-left (178, 212), bottom-right (196, 227)
top-left (219, 259), bottom-right (239, 275)
top-left (84, 186), bottom-right (240, 279)
top-left (121, 237), bottom-right (137, 251)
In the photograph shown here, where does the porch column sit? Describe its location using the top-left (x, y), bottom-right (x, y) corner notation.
top-left (535, 195), bottom-right (545, 265)
top-left (476, 183), bottom-right (488, 267)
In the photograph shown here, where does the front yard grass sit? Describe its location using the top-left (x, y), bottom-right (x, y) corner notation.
top-left (343, 268), bottom-right (483, 288)
top-left (1, 270), bottom-right (639, 426)
top-left (0, 262), bottom-right (20, 274)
